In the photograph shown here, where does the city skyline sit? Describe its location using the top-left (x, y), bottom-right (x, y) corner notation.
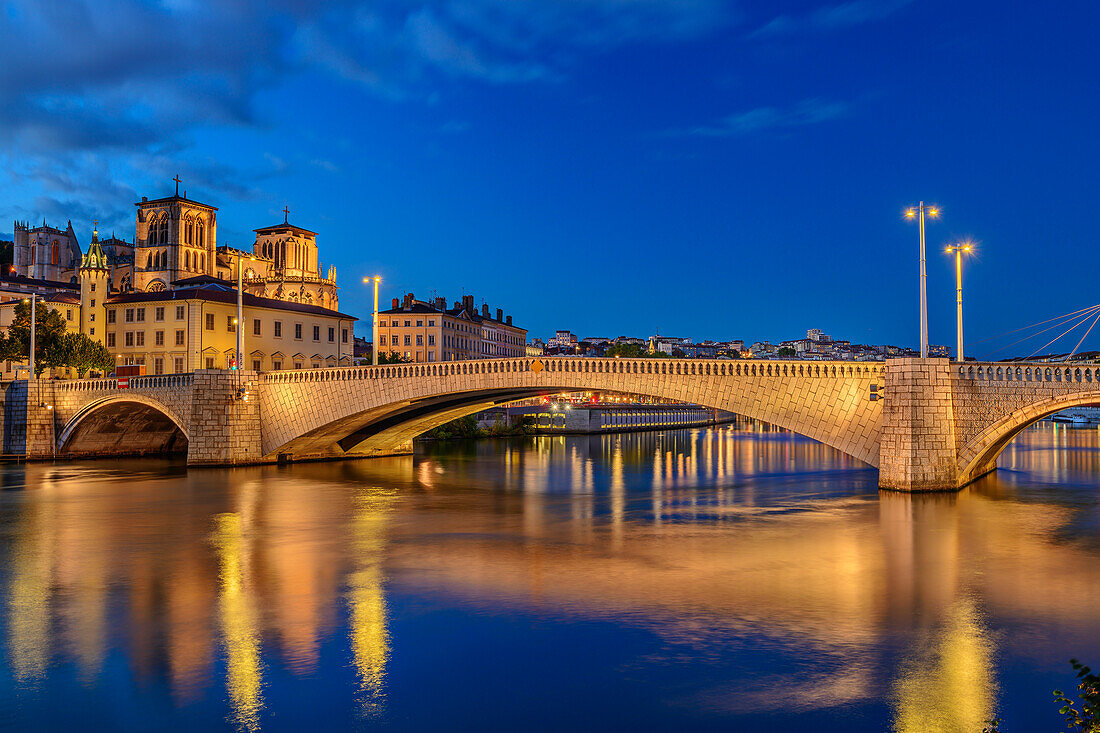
top-left (2, 1), bottom-right (1098, 351)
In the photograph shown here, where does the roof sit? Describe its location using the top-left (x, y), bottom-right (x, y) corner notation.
top-left (253, 222), bottom-right (318, 236)
top-left (108, 285), bottom-right (357, 320)
top-left (378, 301), bottom-right (525, 330)
top-left (0, 273), bottom-right (79, 291)
top-left (135, 194), bottom-right (218, 210)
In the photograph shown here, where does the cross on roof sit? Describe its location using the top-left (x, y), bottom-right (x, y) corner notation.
top-left (173, 174), bottom-right (182, 195)
top-left (283, 206), bottom-right (290, 223)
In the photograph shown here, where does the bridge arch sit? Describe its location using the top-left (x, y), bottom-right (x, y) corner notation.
top-left (259, 359), bottom-right (883, 466)
top-left (957, 389), bottom-right (1100, 484)
top-left (58, 395), bottom-right (189, 458)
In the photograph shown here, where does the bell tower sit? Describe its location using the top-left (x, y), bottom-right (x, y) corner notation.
top-left (80, 221), bottom-right (110, 344)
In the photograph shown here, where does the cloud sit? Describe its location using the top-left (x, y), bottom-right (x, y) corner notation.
top-left (0, 0), bottom-right (737, 226)
top-left (752, 0), bottom-right (914, 37)
top-left (686, 99), bottom-right (849, 137)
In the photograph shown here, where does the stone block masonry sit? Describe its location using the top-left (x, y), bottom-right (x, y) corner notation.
top-left (6, 357), bottom-right (1100, 491)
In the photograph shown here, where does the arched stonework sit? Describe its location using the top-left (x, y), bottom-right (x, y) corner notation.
top-left (58, 395), bottom-right (189, 456)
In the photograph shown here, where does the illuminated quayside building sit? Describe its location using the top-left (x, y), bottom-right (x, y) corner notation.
top-left (0, 181), bottom-right (355, 376)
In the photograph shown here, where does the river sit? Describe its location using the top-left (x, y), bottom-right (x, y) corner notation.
top-left (1, 420), bottom-right (1098, 731)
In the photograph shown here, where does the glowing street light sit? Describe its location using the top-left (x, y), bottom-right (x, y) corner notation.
top-left (905, 202), bottom-right (941, 358)
top-left (945, 241), bottom-right (975, 363)
top-left (364, 276), bottom-right (381, 366)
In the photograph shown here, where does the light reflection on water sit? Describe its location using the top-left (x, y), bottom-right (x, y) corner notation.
top-left (0, 420), bottom-right (1097, 731)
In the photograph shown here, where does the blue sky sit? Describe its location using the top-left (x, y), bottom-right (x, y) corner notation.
top-left (2, 0), bottom-right (1098, 353)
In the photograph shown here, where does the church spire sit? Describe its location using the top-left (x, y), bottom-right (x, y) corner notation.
top-left (81, 221), bottom-right (108, 271)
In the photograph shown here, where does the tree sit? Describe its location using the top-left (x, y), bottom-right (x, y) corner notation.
top-left (605, 343), bottom-right (648, 359)
top-left (60, 332), bottom-right (115, 377)
top-left (377, 351), bottom-right (412, 364)
top-left (0, 300), bottom-right (68, 376)
top-left (777, 346), bottom-right (797, 358)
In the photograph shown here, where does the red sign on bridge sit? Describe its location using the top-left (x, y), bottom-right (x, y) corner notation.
top-left (117, 377), bottom-right (129, 389)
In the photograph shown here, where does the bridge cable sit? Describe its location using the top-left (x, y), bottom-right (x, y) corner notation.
top-left (1020, 306), bottom-right (1100, 360)
top-left (1068, 310), bottom-right (1100, 360)
top-left (968, 302), bottom-right (1100, 348)
top-left (978, 304), bottom-right (1100, 360)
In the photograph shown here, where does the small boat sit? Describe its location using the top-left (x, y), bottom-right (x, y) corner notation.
top-left (1071, 414), bottom-right (1091, 425)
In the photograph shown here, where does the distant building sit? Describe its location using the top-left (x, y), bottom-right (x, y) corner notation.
top-left (547, 330), bottom-right (578, 350)
top-left (526, 339), bottom-right (545, 357)
top-left (376, 293), bottom-right (526, 363)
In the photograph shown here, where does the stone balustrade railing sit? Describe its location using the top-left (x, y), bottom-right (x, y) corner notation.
top-left (958, 361), bottom-right (1100, 384)
top-left (259, 357), bottom-right (886, 384)
top-left (55, 374), bottom-right (195, 391)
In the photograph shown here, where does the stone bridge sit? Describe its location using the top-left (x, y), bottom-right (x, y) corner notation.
top-left (3, 357), bottom-right (1100, 490)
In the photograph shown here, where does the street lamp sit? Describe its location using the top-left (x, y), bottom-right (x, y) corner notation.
top-left (945, 241), bottom-right (974, 363)
top-left (905, 202), bottom-right (940, 358)
top-left (21, 294), bottom-right (36, 379)
top-left (364, 276), bottom-right (381, 366)
top-left (236, 254), bottom-right (256, 372)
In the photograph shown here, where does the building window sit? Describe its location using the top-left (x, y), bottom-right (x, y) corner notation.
top-left (125, 308), bottom-right (134, 323)
top-left (342, 328), bottom-right (348, 343)
top-left (107, 333), bottom-right (115, 348)
top-left (174, 357), bottom-right (184, 373)
top-left (273, 360), bottom-right (282, 370)
top-left (176, 305), bottom-right (185, 319)
top-left (294, 361), bottom-right (303, 370)
top-left (391, 320), bottom-right (398, 327)
top-left (428, 335), bottom-right (435, 346)
top-left (65, 309), bottom-right (72, 320)
top-left (175, 330), bottom-right (184, 346)
top-left (155, 306), bottom-right (164, 321)
top-left (416, 335), bottom-right (423, 346)
top-left (416, 320), bottom-right (423, 327)
top-left (252, 359), bottom-right (261, 371)
top-left (403, 335), bottom-right (411, 346)
top-left (253, 319), bottom-right (261, 336)
top-left (205, 357), bottom-right (215, 369)
top-left (206, 313), bottom-right (214, 330)
top-left (155, 330), bottom-right (164, 346)
top-left (274, 321), bottom-right (282, 337)
top-left (227, 316), bottom-right (236, 332)
top-left (136, 332), bottom-right (145, 347)
top-left (312, 362), bottom-right (320, 369)
top-left (136, 308), bottom-right (145, 322)
top-left (403, 320), bottom-right (411, 327)
top-left (154, 358), bottom-right (164, 375)
top-left (328, 327), bottom-right (334, 342)
top-left (295, 323), bottom-right (302, 340)
top-left (428, 351), bottom-right (435, 362)
top-left (380, 335), bottom-right (387, 346)
top-left (125, 332), bottom-right (134, 347)
top-left (90, 283), bottom-right (96, 292)
top-left (90, 328), bottom-right (94, 336)
top-left (313, 325), bottom-right (320, 341)
top-left (428, 320), bottom-right (435, 327)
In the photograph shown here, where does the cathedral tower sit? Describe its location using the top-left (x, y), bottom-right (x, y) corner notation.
top-left (133, 178), bottom-right (217, 292)
top-left (80, 222), bottom-right (110, 344)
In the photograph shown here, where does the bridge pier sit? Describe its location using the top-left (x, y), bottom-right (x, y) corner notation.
top-left (879, 358), bottom-right (963, 492)
top-left (186, 370), bottom-right (263, 466)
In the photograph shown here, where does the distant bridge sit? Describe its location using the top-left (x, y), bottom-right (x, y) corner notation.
top-left (4, 357), bottom-right (1100, 490)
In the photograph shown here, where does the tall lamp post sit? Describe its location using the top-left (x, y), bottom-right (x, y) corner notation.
top-left (364, 276), bottom-right (381, 366)
top-left (236, 254), bottom-right (256, 372)
top-left (945, 242), bottom-right (973, 363)
top-left (23, 293), bottom-right (37, 379)
top-left (905, 202), bottom-right (940, 358)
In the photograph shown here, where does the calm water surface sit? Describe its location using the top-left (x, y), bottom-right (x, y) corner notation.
top-left (2, 421), bottom-right (1099, 731)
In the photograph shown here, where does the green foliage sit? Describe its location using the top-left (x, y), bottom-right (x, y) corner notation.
top-left (724, 349), bottom-right (741, 359)
top-left (604, 343), bottom-right (649, 359)
top-left (422, 414), bottom-right (533, 441)
top-left (0, 240), bottom-right (12, 268)
top-left (1054, 659), bottom-right (1100, 732)
top-left (777, 346), bottom-right (797, 358)
top-left (61, 332), bottom-right (115, 377)
top-left (0, 300), bottom-right (68, 376)
top-left (377, 351), bottom-right (412, 364)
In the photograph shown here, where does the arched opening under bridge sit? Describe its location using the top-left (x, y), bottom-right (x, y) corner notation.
top-left (59, 397), bottom-right (189, 458)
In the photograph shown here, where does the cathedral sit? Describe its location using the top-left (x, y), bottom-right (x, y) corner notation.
top-left (1, 180), bottom-right (354, 376)
top-left (11, 180), bottom-right (340, 310)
